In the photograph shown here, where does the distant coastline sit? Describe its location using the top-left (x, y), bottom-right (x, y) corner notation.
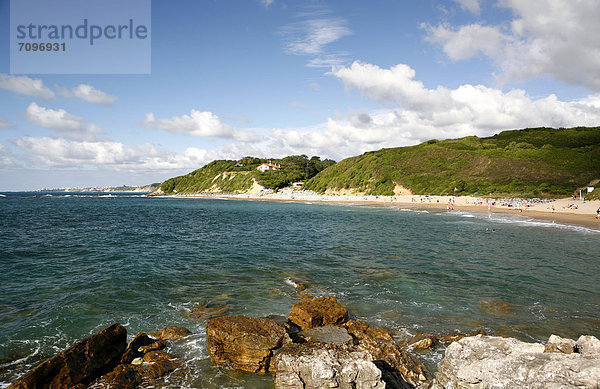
top-left (151, 190), bottom-right (600, 230)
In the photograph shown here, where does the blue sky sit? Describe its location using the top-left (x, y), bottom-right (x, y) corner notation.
top-left (1, 0), bottom-right (599, 191)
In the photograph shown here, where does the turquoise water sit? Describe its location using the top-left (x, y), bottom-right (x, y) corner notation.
top-left (1, 193), bottom-right (599, 387)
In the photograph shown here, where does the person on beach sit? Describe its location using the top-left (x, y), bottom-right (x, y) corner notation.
top-left (596, 207), bottom-right (600, 219)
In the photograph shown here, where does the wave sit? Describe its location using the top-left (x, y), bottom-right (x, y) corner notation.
top-left (443, 209), bottom-right (600, 234)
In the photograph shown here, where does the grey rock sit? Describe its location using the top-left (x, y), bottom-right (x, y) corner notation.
top-left (298, 325), bottom-right (353, 345)
top-left (576, 335), bottom-right (600, 355)
top-left (432, 335), bottom-right (600, 389)
top-left (272, 343), bottom-right (385, 389)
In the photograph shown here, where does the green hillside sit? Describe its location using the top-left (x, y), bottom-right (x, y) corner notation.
top-left (155, 155), bottom-right (335, 194)
top-left (303, 127), bottom-right (600, 197)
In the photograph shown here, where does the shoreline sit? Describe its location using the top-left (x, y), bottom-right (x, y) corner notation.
top-left (152, 191), bottom-right (600, 231)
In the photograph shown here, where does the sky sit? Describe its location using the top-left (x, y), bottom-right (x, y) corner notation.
top-left (1, 0), bottom-right (600, 191)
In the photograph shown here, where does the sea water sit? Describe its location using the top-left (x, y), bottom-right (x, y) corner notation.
top-left (1, 193), bottom-right (599, 387)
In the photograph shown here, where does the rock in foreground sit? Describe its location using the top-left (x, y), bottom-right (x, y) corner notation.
top-left (206, 315), bottom-right (287, 373)
top-left (272, 343), bottom-right (385, 389)
top-left (9, 323), bottom-right (127, 389)
top-left (432, 335), bottom-right (600, 388)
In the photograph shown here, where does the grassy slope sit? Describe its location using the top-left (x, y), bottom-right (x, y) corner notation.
top-left (303, 127), bottom-right (600, 197)
top-left (156, 156), bottom-right (335, 194)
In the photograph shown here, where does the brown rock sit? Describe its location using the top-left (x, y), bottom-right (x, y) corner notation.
top-left (9, 323), bottom-right (127, 389)
top-left (478, 299), bottom-right (514, 315)
top-left (206, 315), bottom-right (287, 373)
top-left (187, 304), bottom-right (230, 321)
top-left (148, 326), bottom-right (191, 340)
top-left (95, 351), bottom-right (181, 388)
top-left (544, 334), bottom-right (576, 354)
top-left (138, 340), bottom-right (167, 354)
top-left (142, 350), bottom-right (177, 363)
top-left (288, 296), bottom-right (348, 330)
top-left (138, 351), bottom-right (180, 379)
top-left (97, 364), bottom-right (142, 389)
top-left (343, 320), bottom-right (427, 387)
top-left (121, 333), bottom-right (155, 364)
top-left (344, 319), bottom-right (393, 342)
top-left (409, 334), bottom-right (437, 349)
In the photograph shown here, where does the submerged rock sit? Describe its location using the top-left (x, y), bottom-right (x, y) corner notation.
top-left (206, 315), bottom-right (287, 373)
top-left (148, 326), bottom-right (191, 340)
top-left (478, 299), bottom-right (514, 315)
top-left (272, 343), bottom-right (385, 389)
top-left (187, 304), bottom-right (231, 321)
top-left (9, 323), bottom-right (127, 389)
top-left (432, 335), bottom-right (600, 388)
top-left (288, 296), bottom-right (349, 330)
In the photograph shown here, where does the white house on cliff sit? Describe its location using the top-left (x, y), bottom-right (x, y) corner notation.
top-left (256, 163), bottom-right (281, 172)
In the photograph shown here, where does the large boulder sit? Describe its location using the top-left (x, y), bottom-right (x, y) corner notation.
top-left (205, 315), bottom-right (287, 373)
top-left (9, 323), bottom-right (127, 389)
top-left (432, 335), bottom-right (600, 388)
top-left (288, 296), bottom-right (349, 330)
top-left (272, 343), bottom-right (385, 389)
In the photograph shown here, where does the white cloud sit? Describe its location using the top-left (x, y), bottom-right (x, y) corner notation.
top-left (0, 74), bottom-right (55, 99)
top-left (279, 13), bottom-right (351, 67)
top-left (0, 116), bottom-right (14, 129)
top-left (142, 109), bottom-right (259, 142)
top-left (0, 144), bottom-right (16, 167)
top-left (13, 137), bottom-right (221, 170)
top-left (25, 102), bottom-right (103, 141)
top-left (454, 0), bottom-right (480, 15)
top-left (261, 0), bottom-right (274, 7)
top-left (59, 84), bottom-right (117, 106)
top-left (424, 0), bottom-right (600, 90)
top-left (241, 61), bottom-right (600, 160)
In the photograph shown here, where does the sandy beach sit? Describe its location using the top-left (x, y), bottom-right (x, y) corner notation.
top-left (158, 190), bottom-right (600, 230)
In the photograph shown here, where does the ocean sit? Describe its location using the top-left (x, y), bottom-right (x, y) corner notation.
top-left (1, 192), bottom-right (599, 388)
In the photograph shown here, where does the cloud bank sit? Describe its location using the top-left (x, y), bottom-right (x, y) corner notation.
top-left (424, 0), bottom-right (600, 90)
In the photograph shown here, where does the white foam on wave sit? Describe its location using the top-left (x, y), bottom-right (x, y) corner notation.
top-left (444, 209), bottom-right (600, 234)
top-left (396, 208), bottom-right (429, 214)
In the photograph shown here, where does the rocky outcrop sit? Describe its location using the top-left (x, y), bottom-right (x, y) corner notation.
top-left (272, 343), bottom-right (385, 389)
top-left (95, 351), bottom-right (182, 388)
top-left (205, 315), bottom-right (287, 373)
top-left (148, 326), bottom-right (191, 340)
top-left (288, 296), bottom-right (349, 330)
top-left (9, 323), bottom-right (127, 389)
top-left (432, 335), bottom-right (600, 388)
top-left (343, 320), bottom-right (428, 388)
